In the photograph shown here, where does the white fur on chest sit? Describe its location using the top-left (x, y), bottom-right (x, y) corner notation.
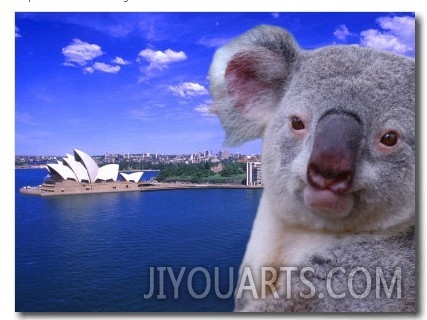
top-left (239, 194), bottom-right (338, 290)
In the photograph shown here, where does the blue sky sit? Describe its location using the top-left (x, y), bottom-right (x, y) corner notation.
top-left (15, 12), bottom-right (415, 156)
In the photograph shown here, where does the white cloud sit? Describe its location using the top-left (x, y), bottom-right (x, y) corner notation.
top-left (333, 24), bottom-right (352, 41)
top-left (168, 82), bottom-right (209, 98)
top-left (15, 26), bottom-right (21, 38)
top-left (377, 15), bottom-right (414, 39)
top-left (137, 48), bottom-right (187, 71)
top-left (62, 40), bottom-right (123, 74)
top-left (361, 30), bottom-right (408, 53)
top-left (112, 56), bottom-right (131, 65)
top-left (194, 103), bottom-right (213, 117)
top-left (83, 66), bottom-right (95, 74)
top-left (63, 62), bottom-right (77, 68)
top-left (92, 62), bottom-right (121, 74)
top-left (62, 39), bottom-right (104, 66)
top-left (360, 15), bottom-right (415, 55)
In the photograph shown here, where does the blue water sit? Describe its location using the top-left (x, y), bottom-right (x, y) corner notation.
top-left (15, 169), bottom-right (261, 312)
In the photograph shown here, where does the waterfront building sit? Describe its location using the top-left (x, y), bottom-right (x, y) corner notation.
top-left (18, 149), bottom-right (146, 196)
top-left (45, 149), bottom-right (141, 183)
top-left (246, 162), bottom-right (262, 186)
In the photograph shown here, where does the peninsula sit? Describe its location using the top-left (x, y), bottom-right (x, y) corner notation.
top-left (19, 148), bottom-right (262, 197)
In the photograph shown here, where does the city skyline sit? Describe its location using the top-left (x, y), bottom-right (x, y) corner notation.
top-left (15, 12), bottom-right (415, 156)
top-left (15, 147), bottom-right (260, 157)
top-left (16, 146), bottom-right (259, 161)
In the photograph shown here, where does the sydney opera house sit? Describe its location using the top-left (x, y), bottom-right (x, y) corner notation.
top-left (25, 149), bottom-right (146, 196)
top-left (45, 149), bottom-right (143, 184)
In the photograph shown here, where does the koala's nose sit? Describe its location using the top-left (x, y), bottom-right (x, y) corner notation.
top-left (307, 112), bottom-right (363, 194)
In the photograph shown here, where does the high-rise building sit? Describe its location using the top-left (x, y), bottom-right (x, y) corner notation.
top-left (246, 162), bottom-right (262, 186)
top-left (220, 150), bottom-right (230, 160)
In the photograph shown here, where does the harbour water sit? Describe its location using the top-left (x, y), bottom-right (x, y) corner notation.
top-left (15, 169), bottom-right (261, 312)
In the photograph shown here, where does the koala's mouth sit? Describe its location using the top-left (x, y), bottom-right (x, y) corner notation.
top-left (303, 185), bottom-right (353, 218)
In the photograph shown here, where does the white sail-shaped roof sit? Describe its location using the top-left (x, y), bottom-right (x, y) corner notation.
top-left (63, 153), bottom-right (90, 182)
top-left (46, 163), bottom-right (78, 181)
top-left (74, 149), bottom-right (99, 183)
top-left (45, 149), bottom-right (123, 183)
top-left (120, 172), bottom-right (144, 183)
top-left (96, 164), bottom-right (119, 182)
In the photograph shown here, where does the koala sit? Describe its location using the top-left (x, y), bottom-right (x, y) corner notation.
top-left (209, 25), bottom-right (415, 312)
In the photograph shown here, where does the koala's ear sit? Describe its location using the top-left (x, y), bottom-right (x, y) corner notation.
top-left (209, 25), bottom-right (300, 146)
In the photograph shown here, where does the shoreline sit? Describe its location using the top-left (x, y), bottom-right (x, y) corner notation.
top-left (15, 165), bottom-right (160, 172)
top-left (20, 181), bottom-right (262, 197)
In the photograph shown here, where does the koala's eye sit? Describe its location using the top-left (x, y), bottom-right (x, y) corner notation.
top-left (291, 116), bottom-right (305, 130)
top-left (380, 131), bottom-right (399, 147)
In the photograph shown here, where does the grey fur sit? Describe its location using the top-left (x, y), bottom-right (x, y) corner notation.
top-left (235, 227), bottom-right (415, 312)
top-left (209, 25), bottom-right (415, 312)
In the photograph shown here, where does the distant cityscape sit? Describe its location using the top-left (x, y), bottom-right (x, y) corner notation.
top-left (16, 150), bottom-right (263, 187)
top-left (15, 150), bottom-right (262, 168)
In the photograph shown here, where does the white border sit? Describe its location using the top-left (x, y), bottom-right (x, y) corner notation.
top-left (2, 1), bottom-right (423, 320)
top-left (6, 0), bottom-right (421, 12)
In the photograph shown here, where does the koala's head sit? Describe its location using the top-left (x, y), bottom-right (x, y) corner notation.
top-left (209, 25), bottom-right (415, 233)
